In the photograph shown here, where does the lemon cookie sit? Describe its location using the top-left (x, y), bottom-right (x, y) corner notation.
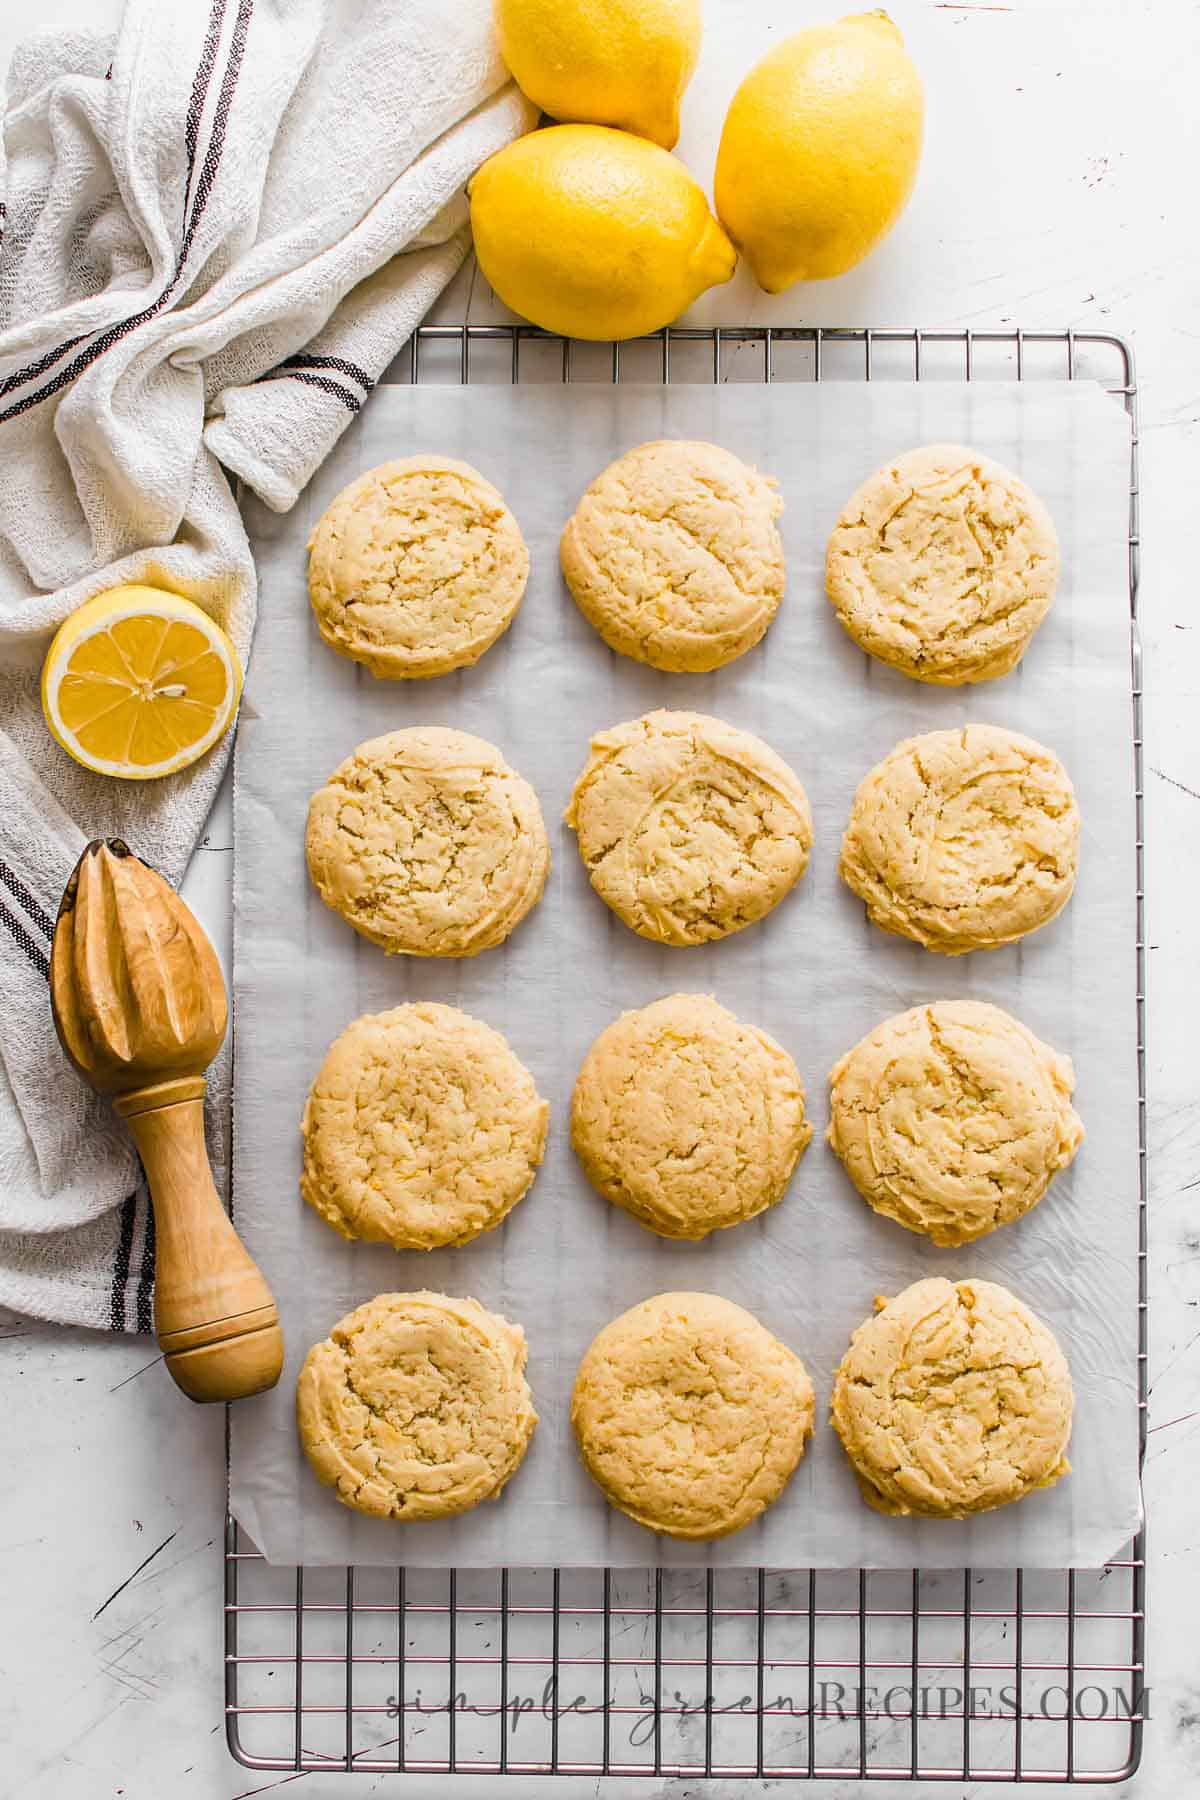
top-left (571, 994), bottom-right (811, 1239)
top-left (302, 1004), bottom-right (548, 1250)
top-left (560, 439), bottom-right (785, 672)
top-left (839, 724), bottom-right (1079, 954)
top-left (565, 709), bottom-right (812, 944)
top-left (572, 1292), bottom-right (814, 1538)
top-left (828, 1001), bottom-right (1083, 1247)
top-left (826, 445), bottom-right (1059, 685)
top-left (306, 727), bottom-right (549, 957)
top-left (297, 1291), bottom-right (537, 1521)
top-left (831, 1277), bottom-right (1073, 1519)
top-left (307, 456), bottom-right (529, 679)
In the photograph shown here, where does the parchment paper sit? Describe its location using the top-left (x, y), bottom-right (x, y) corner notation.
top-left (232, 380), bottom-right (1140, 1570)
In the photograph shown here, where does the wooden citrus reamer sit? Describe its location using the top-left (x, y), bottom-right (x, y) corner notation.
top-left (50, 838), bottom-right (283, 1403)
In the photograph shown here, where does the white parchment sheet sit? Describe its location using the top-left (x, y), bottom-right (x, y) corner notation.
top-left (232, 380), bottom-right (1140, 1570)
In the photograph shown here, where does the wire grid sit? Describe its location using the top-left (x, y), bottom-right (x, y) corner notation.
top-left (226, 325), bottom-right (1146, 1783)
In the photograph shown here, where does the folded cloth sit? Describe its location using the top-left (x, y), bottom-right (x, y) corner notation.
top-left (0, 0), bottom-right (534, 1330)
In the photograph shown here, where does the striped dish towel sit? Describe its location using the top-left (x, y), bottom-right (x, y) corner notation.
top-left (0, 0), bottom-right (535, 1330)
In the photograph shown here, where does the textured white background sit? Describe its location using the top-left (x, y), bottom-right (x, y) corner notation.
top-left (3, 2), bottom-right (1199, 1796)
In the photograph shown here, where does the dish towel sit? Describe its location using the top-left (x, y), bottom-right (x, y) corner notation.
top-left (0, 0), bottom-right (535, 1331)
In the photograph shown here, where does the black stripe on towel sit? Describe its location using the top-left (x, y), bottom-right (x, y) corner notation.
top-left (0, 860), bottom-right (55, 939)
top-left (252, 368), bottom-right (362, 413)
top-left (0, 0), bottom-right (254, 427)
top-left (265, 353), bottom-right (375, 394)
top-left (135, 1194), bottom-right (157, 1334)
top-left (110, 1194), bottom-right (138, 1332)
top-left (0, 334), bottom-right (90, 402)
top-left (183, 0), bottom-right (229, 226)
top-left (181, 0), bottom-right (253, 261)
top-left (0, 897), bottom-right (49, 977)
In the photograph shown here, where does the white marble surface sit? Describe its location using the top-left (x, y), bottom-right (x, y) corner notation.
top-left (3, 1), bottom-right (1198, 1795)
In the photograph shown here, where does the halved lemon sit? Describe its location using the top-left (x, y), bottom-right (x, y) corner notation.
top-left (42, 584), bottom-right (243, 780)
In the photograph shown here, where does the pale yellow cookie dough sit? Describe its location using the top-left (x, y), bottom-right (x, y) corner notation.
top-left (571, 994), bottom-right (811, 1239)
top-left (302, 1003), bottom-right (549, 1251)
top-left (564, 709), bottom-right (812, 945)
top-left (560, 439), bottom-right (785, 673)
top-left (306, 727), bottom-right (549, 957)
top-left (831, 1277), bottom-right (1073, 1519)
top-left (826, 445), bottom-right (1059, 685)
top-left (839, 724), bottom-right (1079, 954)
top-left (571, 1292), bottom-right (815, 1539)
top-left (828, 1001), bottom-right (1083, 1247)
top-left (307, 455), bottom-right (529, 679)
top-left (296, 1291), bottom-right (537, 1522)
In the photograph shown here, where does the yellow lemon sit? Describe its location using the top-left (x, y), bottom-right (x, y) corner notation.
top-left (469, 124), bottom-right (734, 341)
top-left (496, 0), bottom-right (701, 150)
top-left (714, 11), bottom-right (924, 290)
top-left (42, 585), bottom-right (242, 780)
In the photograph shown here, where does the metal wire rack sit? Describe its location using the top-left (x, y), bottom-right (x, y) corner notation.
top-left (225, 324), bottom-right (1146, 1784)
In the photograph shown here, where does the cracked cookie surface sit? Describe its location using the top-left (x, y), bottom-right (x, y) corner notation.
top-left (564, 709), bottom-right (812, 945)
top-left (296, 1291), bottom-right (537, 1521)
top-left (307, 455), bottom-right (529, 679)
top-left (302, 1003), bottom-right (549, 1251)
top-left (306, 726), bottom-right (549, 957)
top-left (839, 724), bottom-right (1079, 954)
top-left (571, 994), bottom-right (811, 1239)
top-left (828, 1001), bottom-right (1083, 1247)
top-left (560, 439), bottom-right (785, 673)
top-left (826, 444), bottom-right (1059, 685)
top-left (831, 1277), bottom-right (1073, 1519)
top-left (571, 1292), bottom-right (815, 1539)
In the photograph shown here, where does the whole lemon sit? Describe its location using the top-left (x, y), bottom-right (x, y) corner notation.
top-left (496, 0), bottom-right (701, 150)
top-left (469, 124), bottom-right (735, 341)
top-left (714, 11), bottom-right (924, 290)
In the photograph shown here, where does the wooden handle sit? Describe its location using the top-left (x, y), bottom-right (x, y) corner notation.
top-left (116, 1078), bottom-right (283, 1404)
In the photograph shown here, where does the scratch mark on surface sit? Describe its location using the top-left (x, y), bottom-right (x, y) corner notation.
top-left (91, 1531), bottom-right (177, 1620)
top-left (109, 1353), bottom-right (165, 1392)
top-left (140, 1535), bottom-right (216, 1590)
top-left (1151, 766), bottom-right (1200, 802)
top-left (98, 1624), bottom-right (162, 1703)
top-left (1148, 1409), bottom-right (1200, 1435)
top-left (1150, 1328), bottom-right (1200, 1394)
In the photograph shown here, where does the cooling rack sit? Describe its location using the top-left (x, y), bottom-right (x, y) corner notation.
top-left (225, 323), bottom-right (1146, 1784)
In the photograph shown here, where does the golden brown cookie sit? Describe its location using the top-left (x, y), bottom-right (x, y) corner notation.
top-left (831, 1277), bottom-right (1073, 1518)
top-left (564, 709), bottom-right (812, 945)
top-left (826, 445), bottom-right (1059, 684)
top-left (839, 724), bottom-right (1079, 954)
top-left (571, 1291), bottom-right (814, 1538)
top-left (302, 1004), bottom-right (548, 1250)
top-left (828, 1001), bottom-right (1083, 1246)
top-left (560, 438), bottom-right (785, 672)
top-left (571, 993), bottom-right (811, 1239)
top-left (306, 727), bottom-right (549, 957)
top-left (307, 456), bottom-right (529, 678)
top-left (296, 1291), bottom-right (537, 1521)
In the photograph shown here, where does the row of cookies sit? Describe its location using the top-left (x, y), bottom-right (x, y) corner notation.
top-left (305, 714), bottom-right (1081, 959)
top-left (301, 994), bottom-right (1082, 1253)
top-left (297, 1279), bottom-right (1073, 1538)
top-left (308, 441), bottom-right (1058, 686)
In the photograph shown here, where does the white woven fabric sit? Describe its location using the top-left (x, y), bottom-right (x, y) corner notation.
top-left (0, 0), bottom-right (534, 1329)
